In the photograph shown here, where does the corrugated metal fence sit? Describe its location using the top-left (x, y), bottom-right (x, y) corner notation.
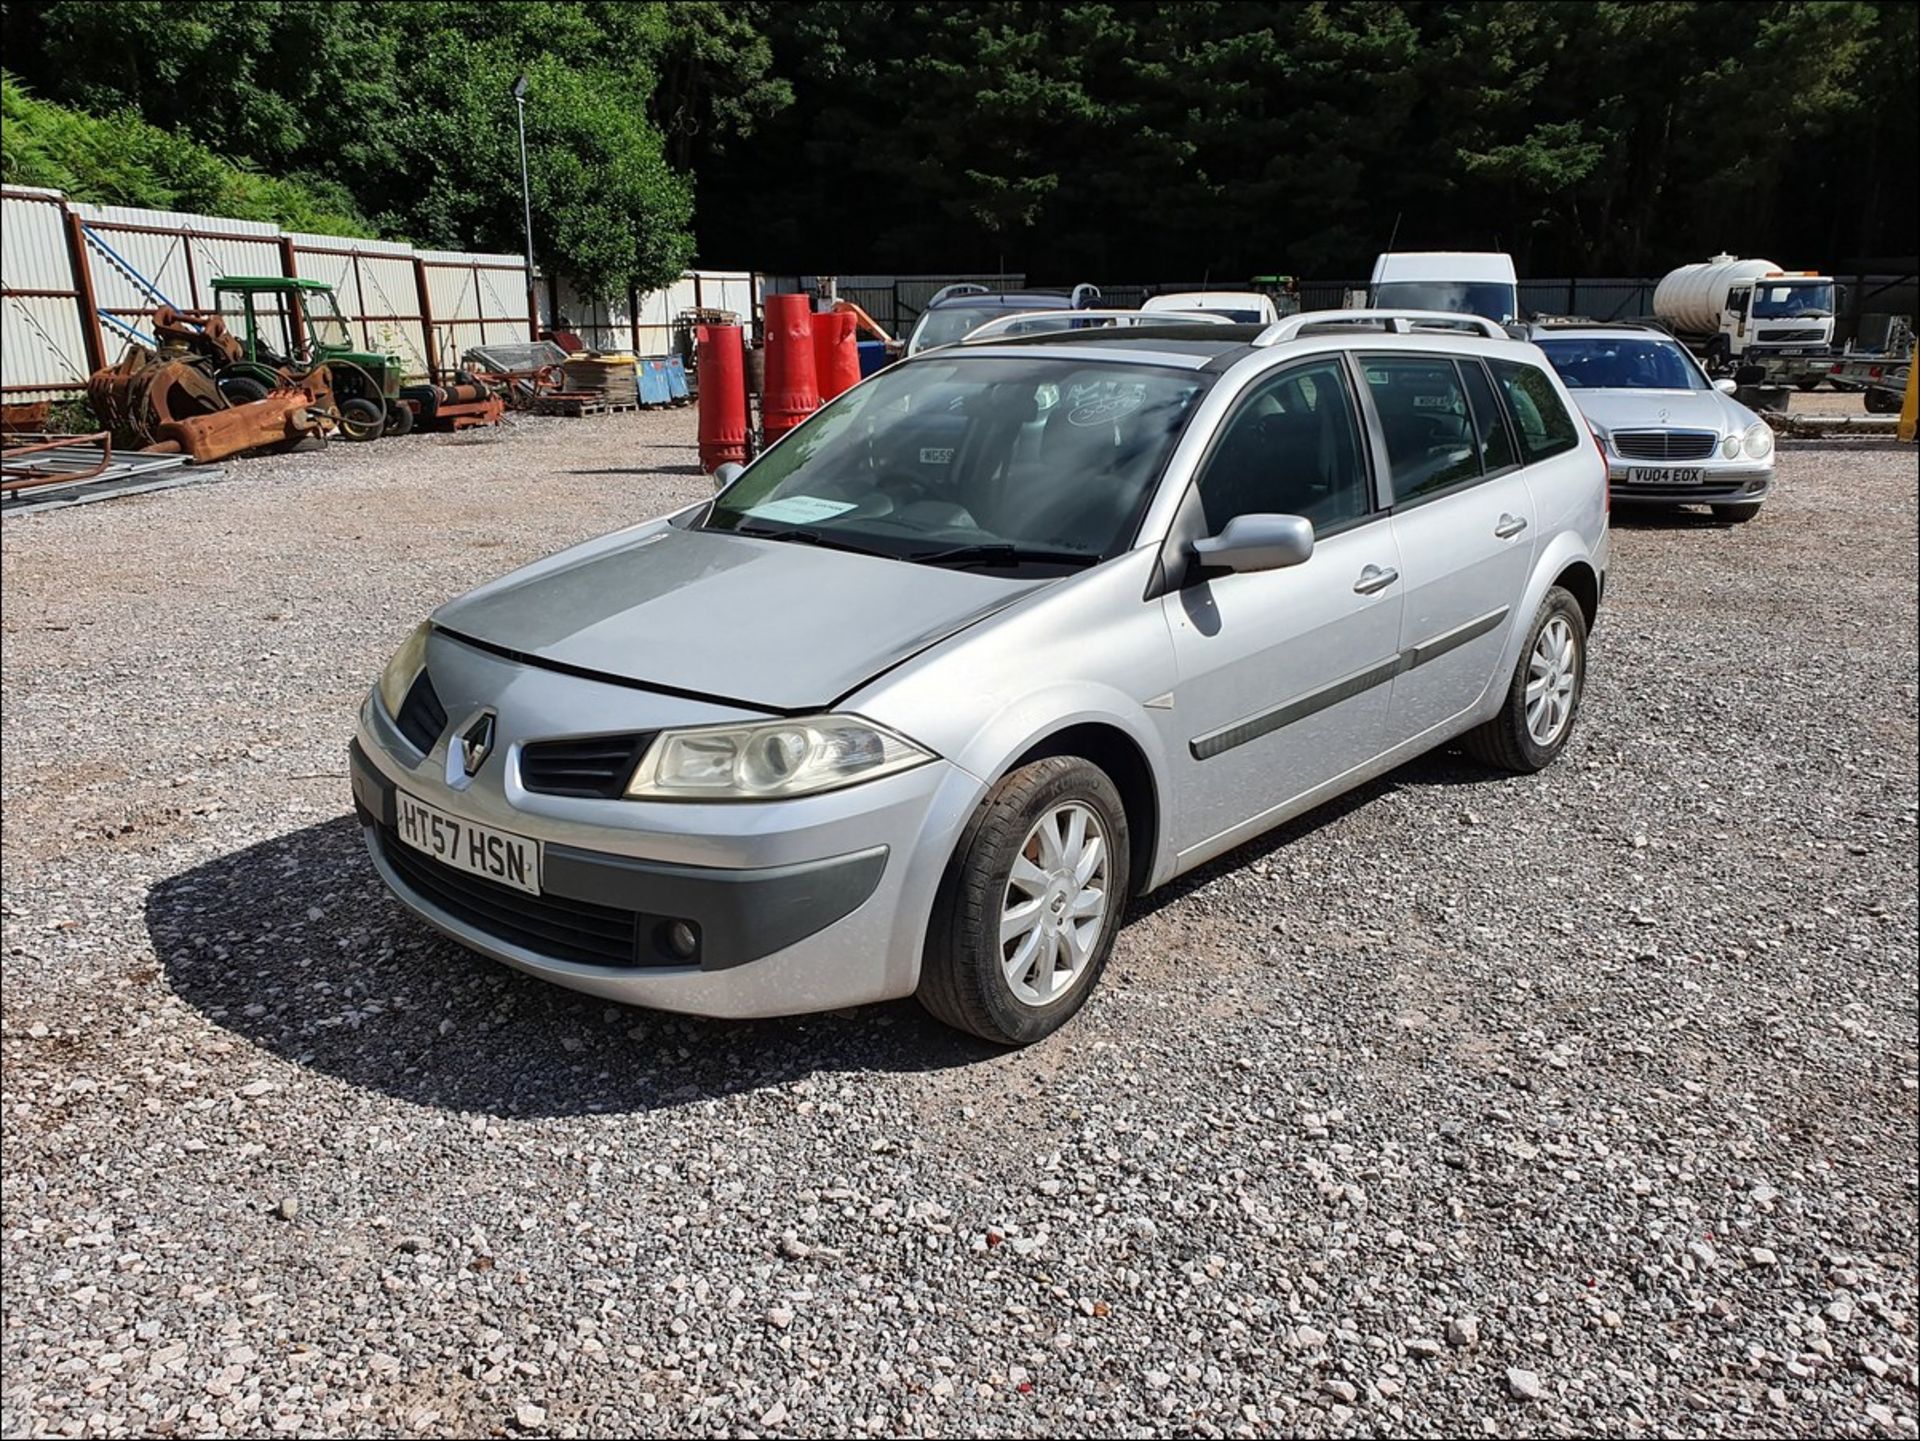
top-left (548, 271), bottom-right (759, 358)
top-left (2, 185), bottom-right (541, 401)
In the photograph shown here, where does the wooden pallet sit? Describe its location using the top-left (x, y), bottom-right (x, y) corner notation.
top-left (528, 396), bottom-right (641, 419)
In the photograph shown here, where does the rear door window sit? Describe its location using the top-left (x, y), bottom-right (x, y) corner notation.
top-left (1489, 359), bottom-right (1581, 463)
top-left (1359, 356), bottom-right (1480, 504)
top-left (1458, 358), bottom-right (1518, 474)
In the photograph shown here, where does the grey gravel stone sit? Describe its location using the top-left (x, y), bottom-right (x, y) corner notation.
top-left (1508, 1368), bottom-right (1547, 1402)
top-left (1445, 1316), bottom-right (1480, 1349)
top-left (1, 424), bottom-right (1915, 1439)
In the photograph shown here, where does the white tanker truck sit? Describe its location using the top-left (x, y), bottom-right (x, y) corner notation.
top-left (1652, 254), bottom-right (1837, 372)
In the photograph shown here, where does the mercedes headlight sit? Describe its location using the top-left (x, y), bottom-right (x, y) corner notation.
top-left (626, 716), bottom-right (932, 800)
top-left (377, 622), bottom-right (430, 717)
top-left (1742, 421), bottom-right (1774, 460)
top-left (1721, 434), bottom-right (1742, 459)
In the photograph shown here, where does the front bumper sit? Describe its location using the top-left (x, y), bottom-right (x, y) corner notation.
top-left (1607, 460), bottom-right (1773, 504)
top-left (349, 633), bottom-right (984, 1017)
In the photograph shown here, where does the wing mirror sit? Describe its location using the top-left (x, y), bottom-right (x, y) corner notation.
top-left (1191, 514), bottom-right (1315, 575)
top-left (711, 461), bottom-right (745, 494)
top-left (1713, 377), bottom-right (1739, 394)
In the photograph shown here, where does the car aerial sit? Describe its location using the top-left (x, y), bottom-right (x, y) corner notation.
top-left (904, 282), bottom-right (1101, 355)
top-left (1141, 291), bottom-right (1281, 325)
top-left (1529, 321), bottom-right (1774, 522)
top-left (353, 308), bottom-right (1609, 1046)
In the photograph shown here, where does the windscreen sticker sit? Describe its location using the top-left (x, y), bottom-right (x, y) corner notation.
top-left (742, 495), bottom-right (858, 524)
top-left (1065, 381), bottom-right (1148, 427)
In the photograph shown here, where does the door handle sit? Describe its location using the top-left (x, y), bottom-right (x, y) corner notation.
top-left (1353, 564), bottom-right (1399, 595)
top-left (1495, 513), bottom-right (1529, 539)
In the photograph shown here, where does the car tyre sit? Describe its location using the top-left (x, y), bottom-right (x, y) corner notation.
top-left (1462, 586), bottom-right (1588, 774)
top-left (1714, 501), bottom-right (1763, 523)
top-left (918, 756), bottom-right (1129, 1046)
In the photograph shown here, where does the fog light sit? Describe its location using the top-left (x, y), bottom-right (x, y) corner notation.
top-left (664, 920), bottom-right (700, 960)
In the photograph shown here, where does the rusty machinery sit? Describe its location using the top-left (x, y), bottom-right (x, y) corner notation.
top-left (87, 342), bottom-right (334, 465)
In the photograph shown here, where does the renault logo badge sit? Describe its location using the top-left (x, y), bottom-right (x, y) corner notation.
top-left (459, 713), bottom-right (496, 777)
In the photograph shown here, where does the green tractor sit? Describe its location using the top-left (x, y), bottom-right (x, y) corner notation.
top-left (211, 276), bottom-right (411, 439)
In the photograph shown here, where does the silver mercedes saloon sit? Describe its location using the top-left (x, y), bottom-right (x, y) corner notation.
top-left (352, 310), bottom-right (1609, 1045)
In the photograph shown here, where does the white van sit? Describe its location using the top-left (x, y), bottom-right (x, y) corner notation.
top-left (1140, 291), bottom-right (1279, 325)
top-left (1369, 252), bottom-right (1520, 325)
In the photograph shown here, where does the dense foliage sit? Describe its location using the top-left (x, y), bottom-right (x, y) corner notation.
top-left (1, 74), bottom-right (374, 236)
top-left (703, 0), bottom-right (1917, 278)
top-left (2, 0), bottom-right (1912, 287)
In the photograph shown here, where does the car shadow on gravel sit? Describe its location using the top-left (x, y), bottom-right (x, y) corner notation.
top-left (1123, 746), bottom-right (1508, 921)
top-left (1608, 508), bottom-right (1746, 529)
top-left (146, 816), bottom-right (993, 1118)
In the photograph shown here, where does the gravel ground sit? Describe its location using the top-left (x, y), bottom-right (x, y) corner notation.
top-left (2, 414), bottom-right (1915, 1439)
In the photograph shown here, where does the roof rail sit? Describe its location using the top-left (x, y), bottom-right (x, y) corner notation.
top-left (961, 308), bottom-right (1233, 344)
top-left (1252, 309), bottom-right (1510, 346)
top-left (927, 282), bottom-right (992, 307)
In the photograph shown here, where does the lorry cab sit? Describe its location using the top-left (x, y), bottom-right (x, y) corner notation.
top-left (1369, 252), bottom-right (1520, 325)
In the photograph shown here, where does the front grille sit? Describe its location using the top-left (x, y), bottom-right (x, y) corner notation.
top-left (1612, 430), bottom-right (1718, 462)
top-left (1758, 327), bottom-right (1825, 342)
top-left (375, 823), bottom-right (655, 967)
top-left (520, 732), bottom-right (656, 798)
top-left (395, 671), bottom-right (448, 754)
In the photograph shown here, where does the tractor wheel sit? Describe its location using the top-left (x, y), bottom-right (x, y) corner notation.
top-left (339, 397), bottom-right (385, 441)
top-left (383, 400), bottom-right (416, 437)
top-left (218, 375), bottom-right (270, 406)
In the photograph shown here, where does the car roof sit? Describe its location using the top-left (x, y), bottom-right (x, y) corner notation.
top-left (926, 290), bottom-right (1075, 311)
top-left (1528, 321), bottom-right (1677, 341)
top-left (923, 316), bottom-right (1546, 373)
top-left (1143, 291), bottom-right (1267, 306)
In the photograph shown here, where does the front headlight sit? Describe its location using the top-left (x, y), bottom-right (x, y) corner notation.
top-left (626, 715), bottom-right (933, 800)
top-left (1742, 421), bottom-right (1773, 460)
top-left (1721, 434), bottom-right (1742, 459)
top-left (377, 622), bottom-right (430, 717)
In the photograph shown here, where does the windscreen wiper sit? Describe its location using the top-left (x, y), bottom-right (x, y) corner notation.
top-left (904, 541), bottom-right (1100, 569)
top-left (734, 524), bottom-right (896, 560)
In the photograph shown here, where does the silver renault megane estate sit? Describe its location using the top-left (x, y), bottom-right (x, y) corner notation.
top-left (352, 309), bottom-right (1609, 1045)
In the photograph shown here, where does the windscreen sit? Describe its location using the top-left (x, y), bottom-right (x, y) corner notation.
top-left (1373, 280), bottom-right (1518, 323)
top-left (907, 306), bottom-right (1005, 353)
top-left (1536, 337), bottom-right (1708, 392)
top-left (1751, 281), bottom-right (1834, 319)
top-left (704, 355), bottom-right (1210, 571)
top-left (304, 289), bottom-right (355, 349)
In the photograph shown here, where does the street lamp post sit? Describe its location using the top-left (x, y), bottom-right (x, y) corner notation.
top-left (511, 73), bottom-right (538, 340)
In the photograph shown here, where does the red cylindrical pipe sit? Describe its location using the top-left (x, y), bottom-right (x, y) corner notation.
top-left (761, 293), bottom-right (819, 441)
top-left (811, 310), bottom-right (861, 403)
top-left (696, 323), bottom-right (748, 472)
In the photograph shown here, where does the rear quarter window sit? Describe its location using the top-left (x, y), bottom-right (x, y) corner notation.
top-left (1489, 359), bottom-right (1580, 463)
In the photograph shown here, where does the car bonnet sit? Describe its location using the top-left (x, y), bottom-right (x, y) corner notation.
top-left (430, 522), bottom-right (1049, 712)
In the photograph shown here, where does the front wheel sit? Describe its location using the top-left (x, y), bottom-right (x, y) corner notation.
top-left (917, 756), bottom-right (1130, 1046)
top-left (338, 397), bottom-right (384, 441)
top-left (1715, 501), bottom-right (1763, 523)
top-left (1462, 587), bottom-right (1588, 773)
